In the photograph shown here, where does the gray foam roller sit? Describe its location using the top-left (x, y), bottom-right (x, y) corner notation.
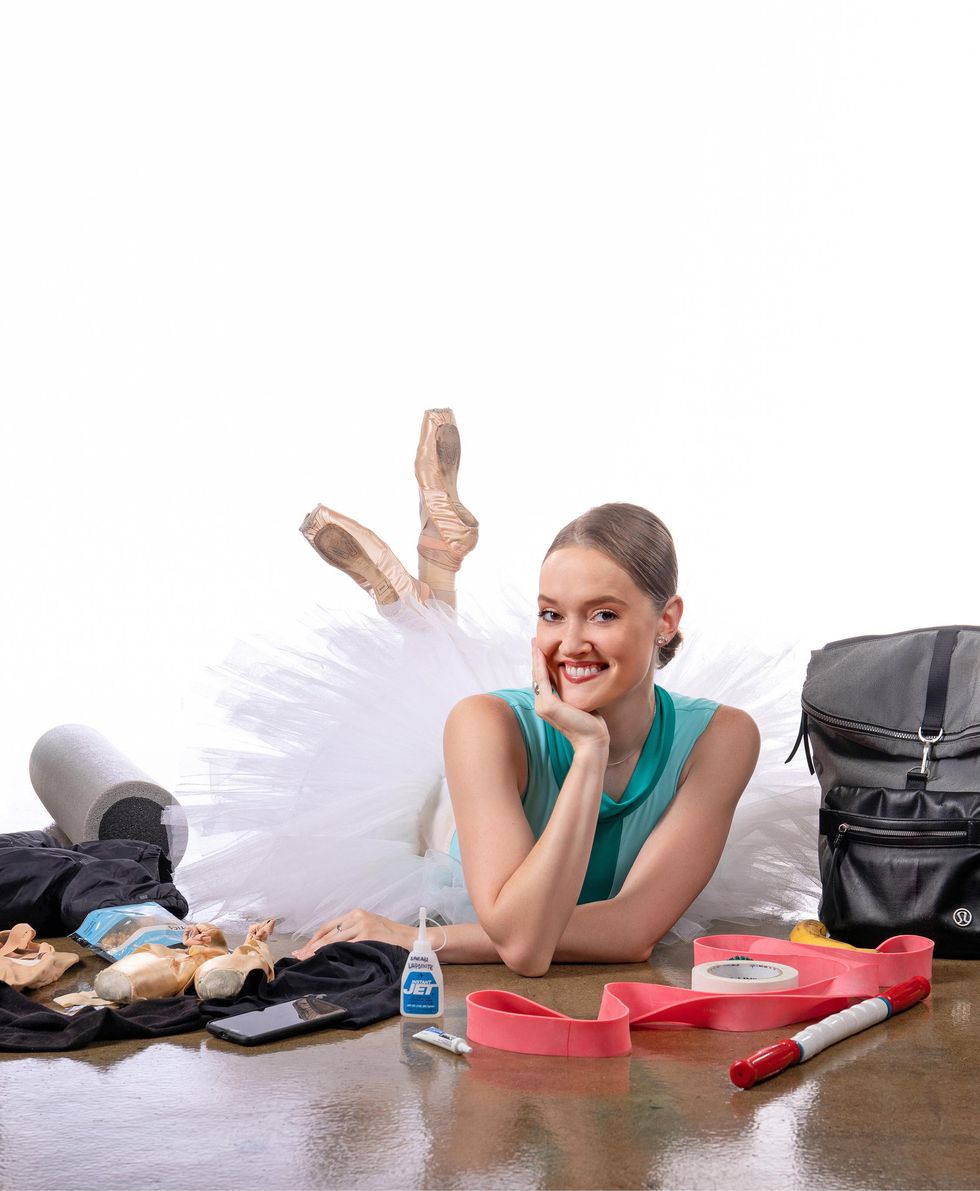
top-left (29, 724), bottom-right (187, 864)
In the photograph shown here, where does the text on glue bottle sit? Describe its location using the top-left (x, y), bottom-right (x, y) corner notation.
top-left (400, 906), bottom-right (444, 1019)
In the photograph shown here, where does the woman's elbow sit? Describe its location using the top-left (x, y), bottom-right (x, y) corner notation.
top-left (505, 955), bottom-right (552, 978)
top-left (497, 939), bottom-right (554, 978)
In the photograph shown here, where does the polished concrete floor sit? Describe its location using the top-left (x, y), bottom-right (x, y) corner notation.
top-left (1, 920), bottom-right (978, 1191)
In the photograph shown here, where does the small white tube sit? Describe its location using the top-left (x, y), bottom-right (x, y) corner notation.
top-left (413, 1026), bottom-right (472, 1055)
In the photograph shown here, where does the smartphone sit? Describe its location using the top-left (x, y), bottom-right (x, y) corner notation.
top-left (205, 995), bottom-right (348, 1046)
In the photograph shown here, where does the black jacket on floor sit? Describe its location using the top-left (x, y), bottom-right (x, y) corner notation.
top-left (0, 831), bottom-right (188, 935)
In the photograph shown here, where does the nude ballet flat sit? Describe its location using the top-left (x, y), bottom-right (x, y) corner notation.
top-left (193, 918), bottom-right (276, 1000)
top-left (93, 923), bottom-right (229, 1003)
top-left (300, 505), bottom-right (432, 607)
top-left (414, 408), bottom-right (479, 572)
top-left (0, 923), bottom-right (79, 990)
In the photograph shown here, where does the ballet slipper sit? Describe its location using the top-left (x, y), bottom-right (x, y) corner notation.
top-left (193, 918), bottom-right (276, 1000)
top-left (0, 923), bottom-right (79, 990)
top-left (300, 505), bottom-right (432, 607)
top-left (93, 923), bottom-right (229, 1003)
top-left (414, 408), bottom-right (479, 573)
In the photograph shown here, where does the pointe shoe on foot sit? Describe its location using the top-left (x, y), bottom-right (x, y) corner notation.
top-left (93, 923), bottom-right (229, 1003)
top-left (300, 505), bottom-right (432, 607)
top-left (194, 918), bottom-right (277, 1000)
top-left (415, 408), bottom-right (479, 571)
top-left (0, 923), bottom-right (79, 990)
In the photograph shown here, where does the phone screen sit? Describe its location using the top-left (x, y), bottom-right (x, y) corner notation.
top-left (207, 995), bottom-right (348, 1044)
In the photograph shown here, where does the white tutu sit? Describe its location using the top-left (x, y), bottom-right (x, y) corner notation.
top-left (169, 592), bottom-right (821, 940)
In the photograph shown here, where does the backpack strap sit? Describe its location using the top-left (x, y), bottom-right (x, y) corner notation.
top-left (784, 710), bottom-right (815, 774)
top-left (906, 628), bottom-right (960, 790)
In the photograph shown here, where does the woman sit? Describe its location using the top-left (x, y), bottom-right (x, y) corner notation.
top-left (295, 504), bottom-right (759, 975)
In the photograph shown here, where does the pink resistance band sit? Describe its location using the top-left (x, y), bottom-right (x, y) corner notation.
top-left (465, 933), bottom-right (934, 1058)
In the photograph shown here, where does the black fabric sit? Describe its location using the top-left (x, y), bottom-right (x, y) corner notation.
top-left (202, 941), bottom-right (406, 1026)
top-left (0, 834), bottom-right (188, 935)
top-left (819, 786), bottom-right (980, 956)
top-left (0, 940), bottom-right (407, 1052)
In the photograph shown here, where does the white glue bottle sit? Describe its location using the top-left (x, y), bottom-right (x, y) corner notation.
top-left (400, 907), bottom-right (444, 1019)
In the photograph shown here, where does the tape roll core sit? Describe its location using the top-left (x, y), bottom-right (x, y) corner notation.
top-left (691, 959), bottom-right (800, 993)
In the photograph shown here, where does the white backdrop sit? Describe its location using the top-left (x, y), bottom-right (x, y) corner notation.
top-left (2, 2), bottom-right (977, 831)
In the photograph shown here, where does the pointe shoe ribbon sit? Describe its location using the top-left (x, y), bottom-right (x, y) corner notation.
top-left (0, 923), bottom-right (79, 990)
top-left (300, 505), bottom-right (432, 606)
top-left (415, 408), bottom-right (479, 571)
top-left (466, 933), bottom-right (934, 1057)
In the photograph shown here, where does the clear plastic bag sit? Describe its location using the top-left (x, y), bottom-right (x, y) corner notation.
top-left (70, 902), bottom-right (186, 962)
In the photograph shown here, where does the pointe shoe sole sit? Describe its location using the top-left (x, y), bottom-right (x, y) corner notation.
top-left (428, 420), bottom-right (479, 528)
top-left (94, 969), bottom-right (136, 1003)
top-left (300, 506), bottom-right (430, 606)
top-left (415, 410), bottom-right (479, 568)
top-left (313, 523), bottom-right (400, 606)
top-left (196, 968), bottom-right (246, 1000)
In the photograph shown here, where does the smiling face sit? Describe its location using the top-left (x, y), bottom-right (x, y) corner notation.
top-left (536, 545), bottom-right (678, 714)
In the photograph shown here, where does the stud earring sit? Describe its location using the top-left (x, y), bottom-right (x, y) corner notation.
top-left (656, 635), bottom-right (668, 646)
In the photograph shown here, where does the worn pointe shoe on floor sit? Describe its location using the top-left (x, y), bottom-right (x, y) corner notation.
top-left (300, 505), bottom-right (431, 606)
top-left (194, 918), bottom-right (276, 1000)
top-left (414, 408), bottom-right (479, 571)
top-left (0, 923), bottom-right (79, 990)
top-left (93, 923), bottom-right (229, 1003)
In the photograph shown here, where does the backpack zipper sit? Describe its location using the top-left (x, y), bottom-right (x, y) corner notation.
top-left (786, 705), bottom-right (922, 774)
top-left (802, 699), bottom-right (980, 743)
top-left (803, 702), bottom-right (918, 741)
top-left (837, 822), bottom-right (967, 842)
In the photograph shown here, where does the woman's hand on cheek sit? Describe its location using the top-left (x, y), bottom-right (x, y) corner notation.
top-left (292, 908), bottom-right (415, 960)
top-left (531, 641), bottom-right (610, 756)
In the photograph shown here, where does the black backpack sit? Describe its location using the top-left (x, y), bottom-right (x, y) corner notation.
top-left (789, 625), bottom-right (980, 957)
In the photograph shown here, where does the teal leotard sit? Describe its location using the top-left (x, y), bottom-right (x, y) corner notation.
top-left (450, 686), bottom-right (719, 903)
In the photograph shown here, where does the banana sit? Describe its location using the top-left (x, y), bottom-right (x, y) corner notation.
top-left (789, 919), bottom-right (875, 951)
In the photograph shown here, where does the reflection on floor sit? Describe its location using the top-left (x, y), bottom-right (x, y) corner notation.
top-left (1, 919), bottom-right (977, 1191)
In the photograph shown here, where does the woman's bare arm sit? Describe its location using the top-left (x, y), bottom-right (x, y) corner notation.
top-left (444, 691), bottom-right (608, 975)
top-left (441, 702), bottom-right (759, 969)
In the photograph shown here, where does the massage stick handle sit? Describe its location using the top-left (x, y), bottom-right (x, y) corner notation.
top-left (729, 976), bottom-right (931, 1089)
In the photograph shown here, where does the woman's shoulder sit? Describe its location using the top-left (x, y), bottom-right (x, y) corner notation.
top-left (705, 703), bottom-right (760, 746)
top-left (678, 702), bottom-right (761, 797)
top-left (444, 690), bottom-right (532, 744)
top-left (443, 691), bottom-right (530, 791)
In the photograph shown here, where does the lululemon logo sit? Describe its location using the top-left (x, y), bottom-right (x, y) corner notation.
top-left (953, 908), bottom-right (973, 927)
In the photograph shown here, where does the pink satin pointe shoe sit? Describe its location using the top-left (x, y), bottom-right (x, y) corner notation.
top-left (300, 505), bottom-right (432, 607)
top-left (415, 408), bottom-right (479, 572)
top-left (193, 918), bottom-right (276, 1000)
top-left (0, 923), bottom-right (79, 990)
top-left (93, 923), bottom-right (229, 1003)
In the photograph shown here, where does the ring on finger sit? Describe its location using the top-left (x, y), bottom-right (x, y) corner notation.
top-left (533, 681), bottom-right (540, 695)
top-left (335, 923), bottom-right (344, 933)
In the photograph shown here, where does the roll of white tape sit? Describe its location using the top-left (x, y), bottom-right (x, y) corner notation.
top-left (691, 959), bottom-right (800, 994)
